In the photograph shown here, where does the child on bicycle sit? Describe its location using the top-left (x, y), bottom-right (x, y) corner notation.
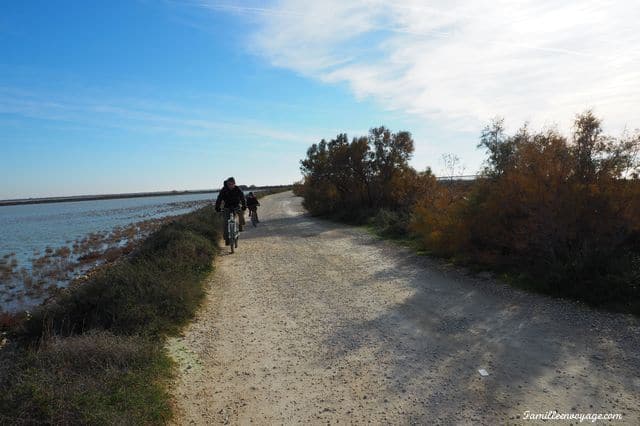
top-left (246, 192), bottom-right (260, 223)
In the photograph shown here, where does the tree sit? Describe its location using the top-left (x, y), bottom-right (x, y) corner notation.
top-left (478, 118), bottom-right (516, 177)
top-left (299, 126), bottom-right (417, 215)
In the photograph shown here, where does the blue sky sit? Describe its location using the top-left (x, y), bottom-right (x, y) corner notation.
top-left (1, 0), bottom-right (638, 199)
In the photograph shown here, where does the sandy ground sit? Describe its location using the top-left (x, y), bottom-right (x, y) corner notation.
top-left (168, 191), bottom-right (640, 425)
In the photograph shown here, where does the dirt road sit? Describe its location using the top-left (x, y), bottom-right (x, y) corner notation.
top-left (168, 191), bottom-right (640, 425)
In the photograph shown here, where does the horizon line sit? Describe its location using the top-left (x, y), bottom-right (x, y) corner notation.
top-left (0, 184), bottom-right (294, 206)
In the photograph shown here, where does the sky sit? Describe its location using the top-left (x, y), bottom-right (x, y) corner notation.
top-left (1, 0), bottom-right (639, 199)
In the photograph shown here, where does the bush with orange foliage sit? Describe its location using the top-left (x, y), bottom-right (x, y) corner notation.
top-left (411, 180), bottom-right (472, 256)
top-left (411, 111), bottom-right (640, 313)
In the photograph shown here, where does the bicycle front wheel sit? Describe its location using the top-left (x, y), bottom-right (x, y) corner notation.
top-left (229, 222), bottom-right (236, 253)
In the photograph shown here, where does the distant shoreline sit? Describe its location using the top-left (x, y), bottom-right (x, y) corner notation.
top-left (0, 185), bottom-right (291, 207)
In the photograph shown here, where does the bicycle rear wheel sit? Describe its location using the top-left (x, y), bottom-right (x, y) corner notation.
top-left (229, 222), bottom-right (235, 253)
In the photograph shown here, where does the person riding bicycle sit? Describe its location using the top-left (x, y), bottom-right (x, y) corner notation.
top-left (214, 177), bottom-right (246, 245)
top-left (246, 192), bottom-right (260, 223)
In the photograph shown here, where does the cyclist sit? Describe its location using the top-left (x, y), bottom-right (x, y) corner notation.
top-left (246, 192), bottom-right (260, 223)
top-left (214, 177), bottom-right (247, 245)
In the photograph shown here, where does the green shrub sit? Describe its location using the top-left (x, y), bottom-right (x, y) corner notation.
top-left (370, 209), bottom-right (409, 238)
top-left (19, 206), bottom-right (221, 339)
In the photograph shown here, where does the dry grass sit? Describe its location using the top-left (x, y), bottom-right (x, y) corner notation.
top-left (0, 332), bottom-right (173, 425)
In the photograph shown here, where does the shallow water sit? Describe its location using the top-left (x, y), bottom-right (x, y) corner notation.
top-left (0, 192), bottom-right (219, 311)
top-left (0, 192), bottom-right (218, 265)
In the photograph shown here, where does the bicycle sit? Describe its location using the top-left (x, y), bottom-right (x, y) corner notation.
top-left (248, 206), bottom-right (259, 227)
top-left (223, 207), bottom-right (241, 253)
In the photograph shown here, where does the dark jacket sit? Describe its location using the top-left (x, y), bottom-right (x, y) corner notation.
top-left (246, 195), bottom-right (260, 208)
top-left (215, 184), bottom-right (246, 210)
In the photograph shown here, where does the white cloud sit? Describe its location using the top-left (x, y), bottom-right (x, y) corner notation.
top-left (208, 0), bottom-right (640, 133)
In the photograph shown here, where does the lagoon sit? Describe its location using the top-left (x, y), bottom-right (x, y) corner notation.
top-left (0, 192), bottom-right (218, 310)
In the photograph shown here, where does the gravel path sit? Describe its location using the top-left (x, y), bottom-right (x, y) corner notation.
top-left (168, 191), bottom-right (640, 425)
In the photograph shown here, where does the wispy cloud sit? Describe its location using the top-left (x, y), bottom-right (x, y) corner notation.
top-left (182, 1), bottom-right (303, 17)
top-left (0, 86), bottom-right (321, 145)
top-left (195, 0), bottom-right (640, 132)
